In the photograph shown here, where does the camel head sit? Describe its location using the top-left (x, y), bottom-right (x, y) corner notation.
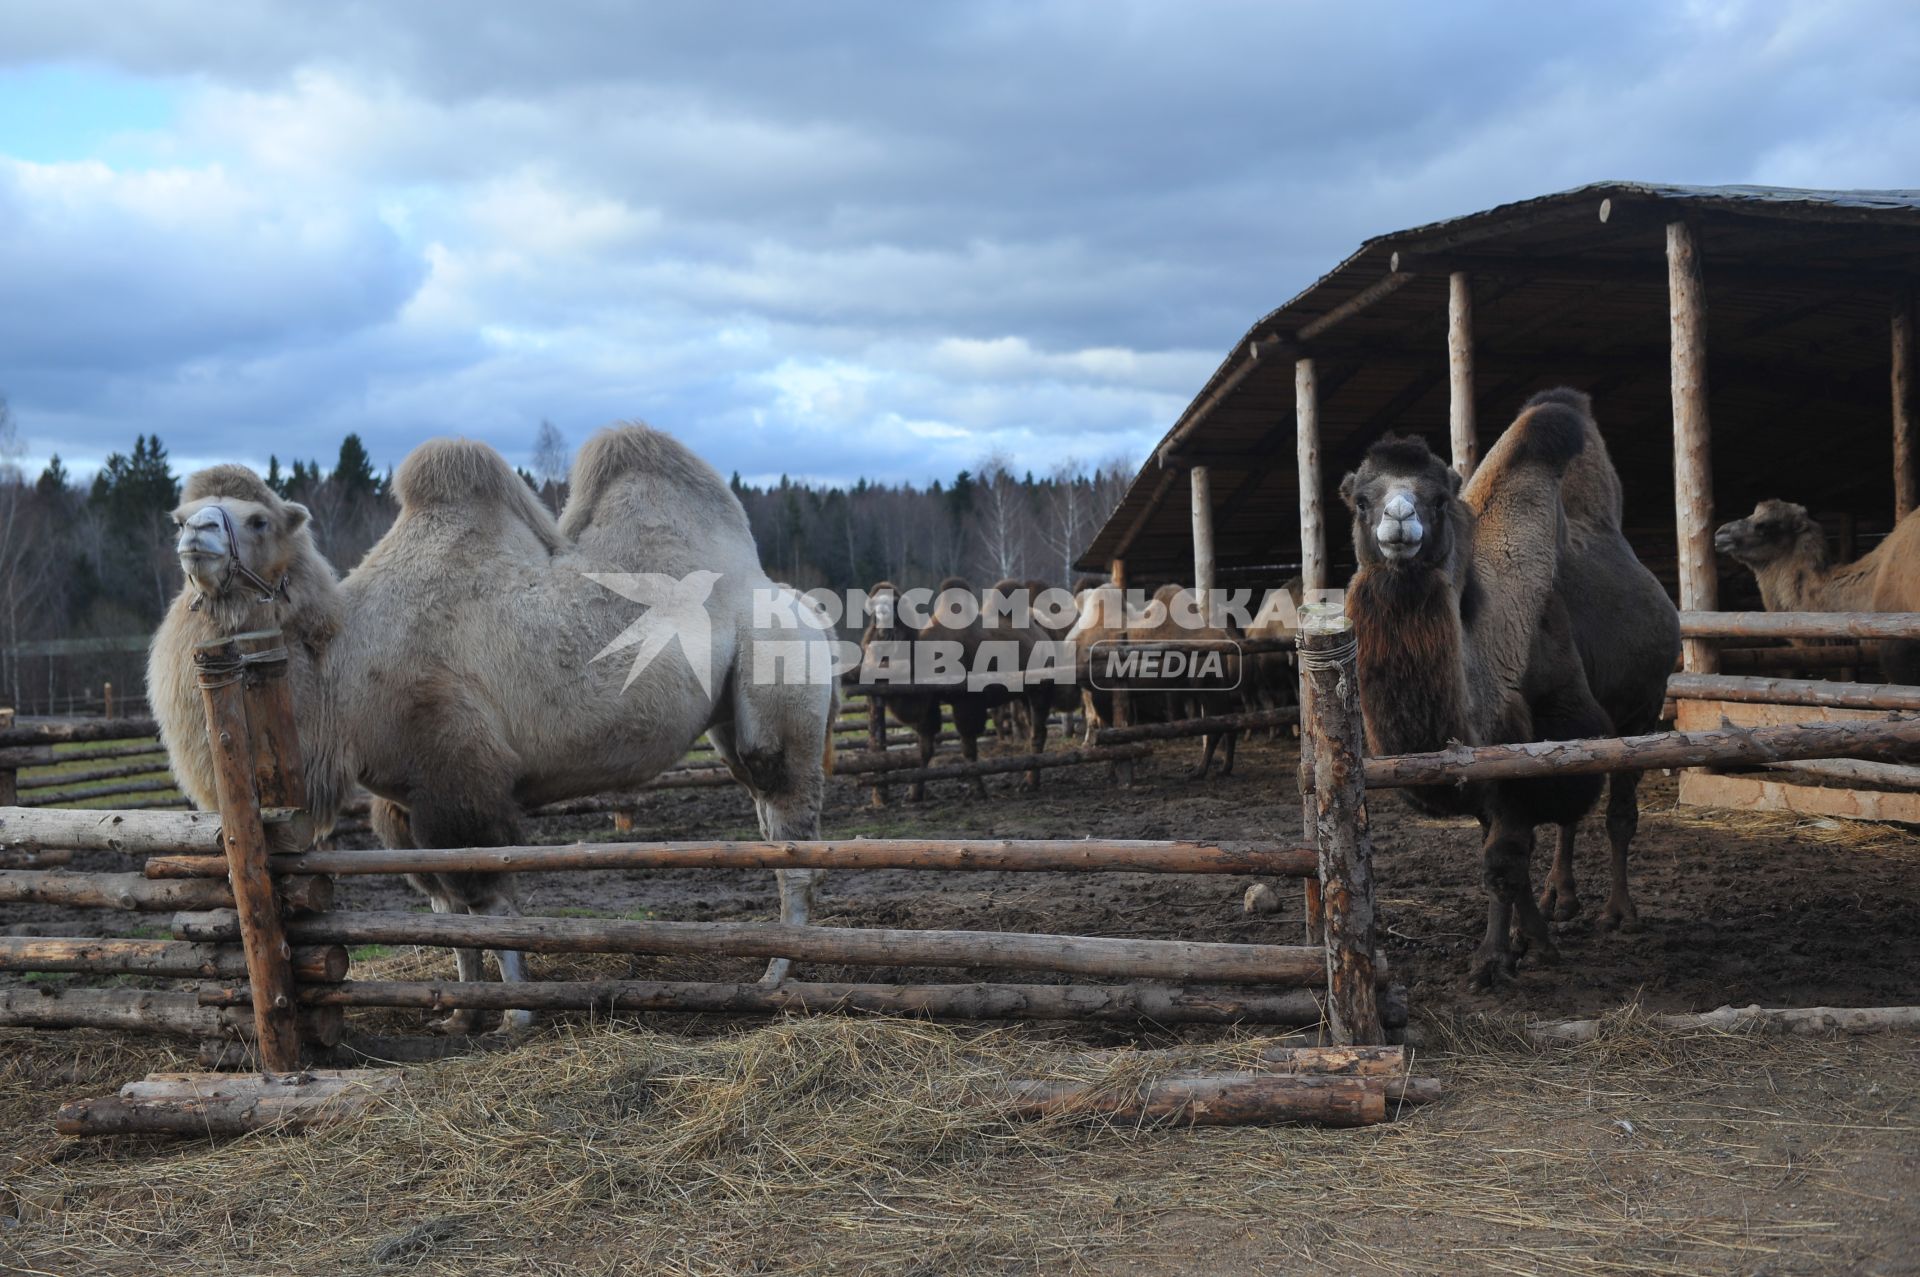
top-left (171, 465), bottom-right (314, 608)
top-left (1340, 434), bottom-right (1464, 570)
top-left (864, 581), bottom-right (900, 634)
top-left (1713, 499), bottom-right (1826, 570)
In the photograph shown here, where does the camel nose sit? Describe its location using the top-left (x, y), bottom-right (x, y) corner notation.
top-left (1384, 493), bottom-right (1415, 521)
top-left (1374, 490), bottom-right (1424, 560)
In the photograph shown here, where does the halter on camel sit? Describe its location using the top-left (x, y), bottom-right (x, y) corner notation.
top-left (188, 502), bottom-right (289, 612)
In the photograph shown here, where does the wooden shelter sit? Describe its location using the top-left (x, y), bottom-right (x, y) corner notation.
top-left (1078, 182), bottom-right (1920, 818)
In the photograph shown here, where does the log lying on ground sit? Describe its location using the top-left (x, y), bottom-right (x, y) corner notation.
top-left (56, 1069), bottom-right (400, 1138)
top-left (144, 836), bottom-right (1318, 880)
top-left (1667, 673), bottom-right (1920, 712)
top-left (1364, 715), bottom-right (1920, 789)
top-left (0, 936), bottom-right (347, 981)
top-left (203, 977), bottom-right (1413, 1027)
top-left (17, 760), bottom-right (171, 791)
top-left (995, 1072), bottom-right (1410, 1127)
top-left (1718, 645), bottom-right (1868, 673)
top-left (1094, 706), bottom-right (1299, 746)
top-left (0, 717), bottom-right (160, 748)
top-left (1678, 611), bottom-right (1920, 640)
top-left (176, 908), bottom-right (1352, 985)
top-left (1530, 1004), bottom-right (1920, 1043)
top-left (0, 870), bottom-right (331, 913)
top-left (0, 986), bottom-right (343, 1045)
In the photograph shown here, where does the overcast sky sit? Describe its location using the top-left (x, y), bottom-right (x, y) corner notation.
top-left (1, 1), bottom-right (1915, 488)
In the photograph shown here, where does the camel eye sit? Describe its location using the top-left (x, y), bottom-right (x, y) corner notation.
top-left (248, 515), bottom-right (269, 531)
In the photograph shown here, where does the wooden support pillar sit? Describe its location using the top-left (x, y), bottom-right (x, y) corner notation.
top-left (1668, 221), bottom-right (1719, 674)
top-left (1190, 464), bottom-right (1215, 623)
top-left (194, 637), bottom-right (302, 1071)
top-left (1295, 358), bottom-right (1324, 596)
top-left (1895, 288), bottom-right (1916, 520)
top-left (1447, 272), bottom-right (1477, 479)
top-left (102, 681), bottom-right (115, 720)
top-left (1298, 604), bottom-right (1382, 1045)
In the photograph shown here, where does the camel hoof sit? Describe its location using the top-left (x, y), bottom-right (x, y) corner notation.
top-left (427, 1010), bottom-right (480, 1036)
top-left (1600, 901), bottom-right (1640, 933)
top-left (758, 957), bottom-right (792, 987)
top-left (494, 1009), bottom-right (534, 1034)
top-left (1538, 888), bottom-right (1582, 923)
top-left (1466, 948), bottom-right (1515, 992)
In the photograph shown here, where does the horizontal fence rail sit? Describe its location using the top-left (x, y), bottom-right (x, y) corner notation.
top-left (1364, 715), bottom-right (1920, 789)
top-left (1666, 673), bottom-right (1920, 711)
top-left (141, 837), bottom-right (1318, 880)
top-left (1678, 610), bottom-right (1920, 640)
top-left (175, 908), bottom-right (1362, 987)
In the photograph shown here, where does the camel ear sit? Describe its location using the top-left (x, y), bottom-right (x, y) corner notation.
top-left (1338, 471), bottom-right (1360, 510)
top-left (282, 502), bottom-right (311, 532)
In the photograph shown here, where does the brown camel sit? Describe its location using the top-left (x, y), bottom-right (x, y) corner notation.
top-left (1067, 582), bottom-right (1241, 777)
top-left (151, 426), bottom-right (839, 1030)
top-left (1714, 500), bottom-right (1920, 683)
top-left (1340, 388), bottom-right (1679, 988)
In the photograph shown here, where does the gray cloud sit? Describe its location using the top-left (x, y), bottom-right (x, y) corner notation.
top-left (0, 0), bottom-right (1914, 485)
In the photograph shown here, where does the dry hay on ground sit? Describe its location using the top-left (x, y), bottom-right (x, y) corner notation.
top-left (2, 1009), bottom-right (1915, 1277)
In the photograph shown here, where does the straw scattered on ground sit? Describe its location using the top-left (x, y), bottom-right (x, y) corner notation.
top-left (2, 1008), bottom-right (1915, 1277)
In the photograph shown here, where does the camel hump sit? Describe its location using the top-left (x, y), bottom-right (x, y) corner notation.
top-left (1507, 398), bottom-right (1587, 473)
top-left (559, 422), bottom-right (747, 542)
top-left (183, 464), bottom-right (277, 507)
top-left (1522, 386), bottom-right (1592, 416)
top-left (394, 437), bottom-right (564, 553)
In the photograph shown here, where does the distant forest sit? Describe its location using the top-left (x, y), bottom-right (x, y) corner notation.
top-left (0, 404), bottom-right (1134, 711)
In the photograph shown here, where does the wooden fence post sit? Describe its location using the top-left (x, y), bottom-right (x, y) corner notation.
top-left (1296, 652), bottom-right (1323, 945)
top-left (1448, 271), bottom-right (1477, 480)
top-left (1668, 219), bottom-right (1719, 675)
top-left (1296, 359), bottom-right (1325, 596)
top-left (1297, 604), bottom-right (1383, 1045)
top-left (1894, 286), bottom-right (1915, 520)
top-left (195, 636), bottom-right (302, 1071)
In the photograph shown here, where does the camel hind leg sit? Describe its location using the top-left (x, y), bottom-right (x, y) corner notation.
top-left (950, 696), bottom-right (991, 798)
top-left (1538, 820), bottom-right (1582, 922)
top-left (1599, 770), bottom-right (1643, 931)
top-left (397, 794), bottom-right (535, 1033)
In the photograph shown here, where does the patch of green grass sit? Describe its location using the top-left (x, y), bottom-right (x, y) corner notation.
top-left (128, 924), bottom-right (170, 940)
top-left (20, 971), bottom-right (69, 984)
top-left (349, 944), bottom-right (396, 962)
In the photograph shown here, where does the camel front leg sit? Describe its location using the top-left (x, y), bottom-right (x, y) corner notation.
top-left (1538, 820), bottom-right (1582, 922)
top-left (1471, 820), bottom-right (1556, 990)
top-left (478, 895), bottom-right (534, 1033)
top-left (1600, 771), bottom-right (1643, 931)
top-left (757, 786), bottom-right (824, 986)
top-left (430, 894), bottom-right (486, 1036)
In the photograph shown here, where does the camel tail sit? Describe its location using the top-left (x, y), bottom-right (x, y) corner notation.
top-left (394, 437), bottom-right (565, 553)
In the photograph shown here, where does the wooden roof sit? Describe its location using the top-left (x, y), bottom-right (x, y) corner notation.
top-left (1075, 182), bottom-right (1920, 595)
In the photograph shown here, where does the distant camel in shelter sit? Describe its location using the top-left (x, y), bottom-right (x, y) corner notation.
top-left (150, 425), bottom-right (838, 1031)
top-left (1714, 499), bottom-right (1920, 684)
top-left (1339, 389), bottom-right (1679, 988)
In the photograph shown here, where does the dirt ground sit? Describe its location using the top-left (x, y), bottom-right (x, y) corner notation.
top-left (3, 733), bottom-right (1917, 1275)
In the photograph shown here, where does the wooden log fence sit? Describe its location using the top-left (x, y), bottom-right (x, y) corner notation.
top-left (1678, 610), bottom-right (1920, 641)
top-left (1095, 705), bottom-right (1297, 745)
top-left (7, 619), bottom-right (1417, 1136)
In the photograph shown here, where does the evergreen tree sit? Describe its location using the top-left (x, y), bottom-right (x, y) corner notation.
top-left (266, 455), bottom-right (285, 496)
top-left (36, 454), bottom-right (69, 497)
top-left (333, 433), bottom-right (377, 497)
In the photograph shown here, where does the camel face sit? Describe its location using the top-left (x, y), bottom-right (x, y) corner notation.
top-left (1713, 499), bottom-right (1817, 568)
top-left (1340, 435), bottom-right (1460, 570)
top-left (171, 495), bottom-right (301, 600)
